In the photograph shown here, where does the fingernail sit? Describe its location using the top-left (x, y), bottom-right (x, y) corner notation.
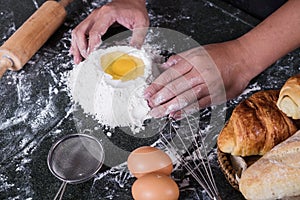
top-left (169, 111), bottom-right (182, 120)
top-left (80, 49), bottom-right (88, 58)
top-left (147, 99), bottom-right (154, 108)
top-left (166, 58), bottom-right (178, 66)
top-left (161, 60), bottom-right (176, 70)
top-left (144, 91), bottom-right (151, 99)
top-left (149, 108), bottom-right (163, 118)
top-left (161, 62), bottom-right (171, 68)
top-left (86, 48), bottom-right (91, 56)
top-left (160, 64), bottom-right (168, 70)
top-left (75, 57), bottom-right (81, 64)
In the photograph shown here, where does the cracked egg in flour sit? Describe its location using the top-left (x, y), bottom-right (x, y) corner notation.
top-left (68, 45), bottom-right (153, 133)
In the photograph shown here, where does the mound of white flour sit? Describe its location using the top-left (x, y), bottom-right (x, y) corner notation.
top-left (68, 46), bottom-right (153, 133)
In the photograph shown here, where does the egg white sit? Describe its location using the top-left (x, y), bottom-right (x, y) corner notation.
top-left (94, 45), bottom-right (152, 88)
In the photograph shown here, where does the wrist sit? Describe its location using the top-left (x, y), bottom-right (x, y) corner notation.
top-left (204, 39), bottom-right (258, 83)
top-left (203, 40), bottom-right (253, 99)
top-left (234, 37), bottom-right (264, 81)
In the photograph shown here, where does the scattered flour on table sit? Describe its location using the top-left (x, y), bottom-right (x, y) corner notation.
top-left (67, 46), bottom-right (154, 133)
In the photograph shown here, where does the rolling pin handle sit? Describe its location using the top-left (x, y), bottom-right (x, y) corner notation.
top-left (0, 56), bottom-right (13, 78)
top-left (59, 0), bottom-right (74, 8)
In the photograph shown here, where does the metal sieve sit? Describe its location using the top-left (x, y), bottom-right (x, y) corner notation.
top-left (47, 134), bottom-right (105, 200)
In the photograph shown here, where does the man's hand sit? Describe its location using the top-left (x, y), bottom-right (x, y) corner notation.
top-left (144, 41), bottom-right (252, 119)
top-left (70, 0), bottom-right (149, 64)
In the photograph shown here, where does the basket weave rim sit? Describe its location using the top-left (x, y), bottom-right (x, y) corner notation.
top-left (217, 148), bottom-right (240, 191)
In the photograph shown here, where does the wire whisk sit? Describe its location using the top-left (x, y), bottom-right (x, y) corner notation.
top-left (158, 114), bottom-right (221, 200)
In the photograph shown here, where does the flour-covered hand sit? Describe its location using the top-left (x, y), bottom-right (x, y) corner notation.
top-left (70, 0), bottom-right (149, 64)
top-left (144, 41), bottom-right (252, 119)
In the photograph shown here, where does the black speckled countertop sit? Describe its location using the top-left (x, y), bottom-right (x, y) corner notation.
top-left (0, 0), bottom-right (299, 199)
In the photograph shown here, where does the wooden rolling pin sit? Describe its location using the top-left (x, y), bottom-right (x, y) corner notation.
top-left (0, 0), bottom-right (73, 78)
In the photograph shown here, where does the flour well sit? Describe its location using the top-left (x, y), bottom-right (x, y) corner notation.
top-left (68, 46), bottom-right (153, 133)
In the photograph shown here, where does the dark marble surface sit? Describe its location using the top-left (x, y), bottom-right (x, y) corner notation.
top-left (0, 0), bottom-right (299, 200)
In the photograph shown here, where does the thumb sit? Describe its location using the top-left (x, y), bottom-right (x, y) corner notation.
top-left (130, 27), bottom-right (148, 49)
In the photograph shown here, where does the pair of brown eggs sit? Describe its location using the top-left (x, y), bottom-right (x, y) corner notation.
top-left (127, 146), bottom-right (180, 200)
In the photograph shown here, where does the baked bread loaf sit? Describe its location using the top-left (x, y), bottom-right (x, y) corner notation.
top-left (277, 74), bottom-right (300, 119)
top-left (217, 90), bottom-right (297, 156)
top-left (239, 130), bottom-right (300, 200)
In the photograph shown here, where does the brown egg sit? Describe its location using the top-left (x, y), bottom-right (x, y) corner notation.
top-left (132, 173), bottom-right (180, 200)
top-left (127, 146), bottom-right (173, 178)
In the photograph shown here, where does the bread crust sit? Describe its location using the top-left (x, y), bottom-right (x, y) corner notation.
top-left (277, 74), bottom-right (300, 119)
top-left (239, 130), bottom-right (300, 200)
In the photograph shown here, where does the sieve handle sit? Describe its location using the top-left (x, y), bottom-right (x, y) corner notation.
top-left (53, 181), bottom-right (67, 200)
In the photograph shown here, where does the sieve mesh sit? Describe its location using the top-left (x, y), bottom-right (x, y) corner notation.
top-left (48, 134), bottom-right (105, 184)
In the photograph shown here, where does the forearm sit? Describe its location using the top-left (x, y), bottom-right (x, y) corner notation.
top-left (238, 0), bottom-right (300, 80)
top-left (112, 0), bottom-right (146, 5)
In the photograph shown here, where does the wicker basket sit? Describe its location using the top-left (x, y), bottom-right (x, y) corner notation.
top-left (217, 148), bottom-right (261, 191)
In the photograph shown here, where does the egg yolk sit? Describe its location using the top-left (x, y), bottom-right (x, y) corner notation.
top-left (101, 51), bottom-right (145, 81)
top-left (111, 56), bottom-right (137, 77)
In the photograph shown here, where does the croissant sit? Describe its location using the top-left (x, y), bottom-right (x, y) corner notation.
top-left (277, 74), bottom-right (300, 119)
top-left (217, 90), bottom-right (298, 156)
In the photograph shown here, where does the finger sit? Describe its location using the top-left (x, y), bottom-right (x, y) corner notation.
top-left (160, 54), bottom-right (182, 70)
top-left (87, 27), bottom-right (102, 55)
top-left (130, 27), bottom-right (148, 49)
top-left (149, 84), bottom-right (208, 118)
top-left (144, 54), bottom-right (183, 99)
top-left (144, 57), bottom-right (192, 99)
top-left (87, 16), bottom-right (116, 55)
top-left (148, 70), bottom-right (204, 107)
top-left (170, 95), bottom-right (212, 120)
top-left (70, 42), bottom-right (82, 64)
top-left (71, 24), bottom-right (90, 59)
